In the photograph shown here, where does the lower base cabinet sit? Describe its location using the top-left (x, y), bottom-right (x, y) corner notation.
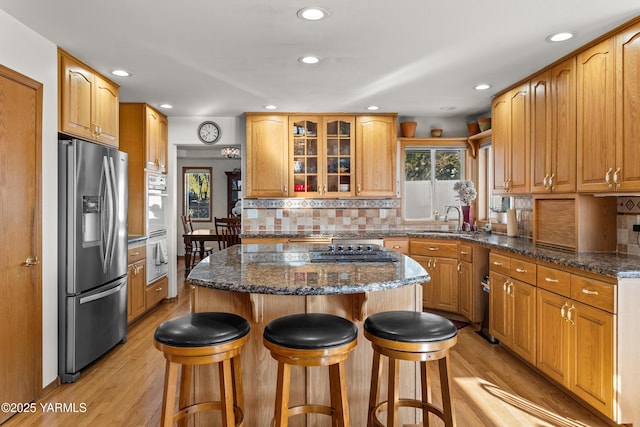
top-left (127, 242), bottom-right (167, 323)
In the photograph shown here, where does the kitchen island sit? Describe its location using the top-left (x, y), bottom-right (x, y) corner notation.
top-left (187, 243), bottom-right (429, 427)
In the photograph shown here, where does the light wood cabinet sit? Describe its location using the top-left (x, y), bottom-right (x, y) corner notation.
top-left (58, 49), bottom-right (119, 147)
top-left (577, 38), bottom-right (617, 192)
top-left (531, 58), bottom-right (577, 194)
top-left (383, 237), bottom-right (409, 254)
top-left (536, 266), bottom-right (616, 420)
top-left (127, 243), bottom-right (146, 323)
top-left (289, 115), bottom-right (355, 197)
top-left (458, 243), bottom-right (488, 323)
top-left (615, 21), bottom-right (640, 192)
top-left (489, 252), bottom-right (536, 364)
top-left (245, 114), bottom-right (289, 197)
top-left (355, 115), bottom-right (397, 197)
top-left (119, 103), bottom-right (168, 173)
top-left (146, 276), bottom-right (168, 308)
top-left (410, 239), bottom-right (459, 312)
top-left (491, 83), bottom-right (530, 194)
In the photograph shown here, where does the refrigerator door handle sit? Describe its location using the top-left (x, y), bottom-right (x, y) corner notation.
top-left (106, 156), bottom-right (119, 268)
top-left (100, 156), bottom-right (115, 271)
top-left (79, 279), bottom-right (126, 305)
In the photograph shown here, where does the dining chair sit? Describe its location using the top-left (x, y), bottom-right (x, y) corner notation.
top-left (214, 217), bottom-right (241, 250)
top-left (181, 214), bottom-right (213, 274)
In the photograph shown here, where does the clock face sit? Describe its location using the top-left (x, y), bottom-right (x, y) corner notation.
top-left (198, 121), bottom-right (221, 144)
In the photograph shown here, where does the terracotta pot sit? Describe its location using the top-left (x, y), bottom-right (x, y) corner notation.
top-left (467, 122), bottom-right (480, 136)
top-left (400, 121), bottom-right (417, 138)
top-left (478, 117), bottom-right (491, 132)
top-left (430, 128), bottom-right (443, 138)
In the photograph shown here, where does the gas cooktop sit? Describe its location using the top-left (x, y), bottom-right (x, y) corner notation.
top-left (308, 245), bottom-right (397, 263)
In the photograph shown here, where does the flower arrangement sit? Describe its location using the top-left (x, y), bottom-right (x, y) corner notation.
top-left (453, 180), bottom-right (477, 205)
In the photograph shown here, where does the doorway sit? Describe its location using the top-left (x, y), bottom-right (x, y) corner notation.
top-left (0, 64), bottom-right (43, 423)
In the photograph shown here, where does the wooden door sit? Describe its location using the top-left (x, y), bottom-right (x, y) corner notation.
top-left (616, 22), bottom-right (640, 192)
top-left (536, 289), bottom-right (570, 387)
top-left (355, 115), bottom-right (396, 197)
top-left (577, 38), bottom-right (616, 192)
top-left (413, 255), bottom-right (433, 307)
top-left (570, 301), bottom-right (615, 419)
top-left (157, 113), bottom-right (168, 173)
top-left (245, 114), bottom-right (289, 197)
top-left (510, 280), bottom-right (536, 364)
top-left (59, 51), bottom-right (94, 141)
top-left (550, 57), bottom-right (577, 193)
top-left (127, 261), bottom-right (146, 323)
top-left (289, 115), bottom-right (322, 197)
top-left (491, 93), bottom-right (509, 194)
top-left (0, 65), bottom-right (42, 424)
top-left (530, 72), bottom-right (551, 193)
top-left (489, 272), bottom-right (510, 344)
top-left (508, 84), bottom-right (530, 194)
top-left (93, 74), bottom-right (119, 147)
top-left (458, 261), bottom-right (473, 320)
top-left (323, 115), bottom-right (355, 197)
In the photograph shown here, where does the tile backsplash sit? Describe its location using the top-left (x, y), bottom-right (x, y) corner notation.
top-left (241, 196), bottom-right (640, 255)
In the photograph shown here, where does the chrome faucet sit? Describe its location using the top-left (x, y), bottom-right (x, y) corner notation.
top-left (444, 205), bottom-right (462, 232)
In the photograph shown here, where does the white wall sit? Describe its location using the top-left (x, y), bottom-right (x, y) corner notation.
top-left (0, 9), bottom-right (59, 388)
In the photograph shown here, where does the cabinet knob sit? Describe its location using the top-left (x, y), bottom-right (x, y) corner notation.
top-left (25, 256), bottom-right (40, 267)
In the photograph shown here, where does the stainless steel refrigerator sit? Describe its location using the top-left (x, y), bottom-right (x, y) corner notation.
top-left (58, 138), bottom-right (128, 383)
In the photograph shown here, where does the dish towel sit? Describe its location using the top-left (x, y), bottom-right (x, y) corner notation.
top-left (156, 241), bottom-right (168, 265)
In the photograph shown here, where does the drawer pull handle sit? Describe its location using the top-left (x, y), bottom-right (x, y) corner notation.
top-left (560, 302), bottom-right (568, 320)
top-left (427, 247), bottom-right (438, 251)
top-left (493, 261), bottom-right (504, 266)
top-left (515, 268), bottom-right (527, 273)
top-left (460, 251), bottom-right (469, 255)
top-left (545, 277), bottom-right (559, 283)
top-left (567, 304), bottom-right (575, 325)
top-left (581, 288), bottom-right (599, 296)
top-left (130, 251), bottom-right (140, 256)
top-left (392, 245), bottom-right (401, 249)
top-left (156, 287), bottom-right (163, 292)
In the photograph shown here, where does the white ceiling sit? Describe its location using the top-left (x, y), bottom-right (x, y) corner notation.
top-left (1, 1), bottom-right (639, 119)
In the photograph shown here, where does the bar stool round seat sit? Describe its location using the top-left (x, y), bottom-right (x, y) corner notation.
top-left (154, 312), bottom-right (250, 427)
top-left (364, 311), bottom-right (458, 427)
top-left (263, 313), bottom-right (358, 427)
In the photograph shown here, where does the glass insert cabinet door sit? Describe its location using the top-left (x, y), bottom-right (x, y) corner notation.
top-left (289, 116), bottom-right (354, 197)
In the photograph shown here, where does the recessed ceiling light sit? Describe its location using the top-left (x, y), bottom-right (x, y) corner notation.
top-left (264, 105), bottom-right (278, 110)
top-left (366, 105), bottom-right (380, 111)
top-left (547, 32), bottom-right (575, 42)
top-left (297, 7), bottom-right (329, 21)
top-left (474, 83), bottom-right (491, 91)
top-left (159, 104), bottom-right (173, 109)
top-left (298, 56), bottom-right (321, 65)
top-left (111, 69), bottom-right (131, 77)
top-left (440, 106), bottom-right (456, 111)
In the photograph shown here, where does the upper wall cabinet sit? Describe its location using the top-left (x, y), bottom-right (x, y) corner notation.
top-left (615, 21), bottom-right (640, 192)
top-left (289, 115), bottom-right (356, 197)
top-left (492, 83), bottom-right (530, 195)
top-left (245, 114), bottom-right (289, 198)
top-left (355, 115), bottom-right (397, 197)
top-left (58, 49), bottom-right (119, 147)
top-left (119, 103), bottom-right (168, 173)
top-left (576, 39), bottom-right (617, 192)
top-left (530, 58), bottom-right (577, 194)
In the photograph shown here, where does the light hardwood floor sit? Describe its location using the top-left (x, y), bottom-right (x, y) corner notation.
top-left (3, 260), bottom-right (612, 427)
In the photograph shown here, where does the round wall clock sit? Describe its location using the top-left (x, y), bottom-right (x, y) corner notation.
top-left (197, 121), bottom-right (221, 144)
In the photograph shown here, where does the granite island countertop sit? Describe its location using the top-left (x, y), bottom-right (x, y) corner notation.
top-left (241, 230), bottom-right (640, 279)
top-left (186, 243), bottom-right (430, 295)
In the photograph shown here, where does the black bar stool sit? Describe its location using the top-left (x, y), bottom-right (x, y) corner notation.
top-left (364, 311), bottom-right (458, 427)
top-left (154, 312), bottom-right (250, 427)
top-left (263, 313), bottom-right (358, 427)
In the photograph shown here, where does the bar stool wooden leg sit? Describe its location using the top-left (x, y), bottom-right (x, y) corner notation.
top-left (161, 360), bottom-right (179, 427)
top-left (178, 365), bottom-right (193, 427)
top-left (387, 358), bottom-right (400, 427)
top-left (329, 361), bottom-right (350, 427)
top-left (421, 361), bottom-right (430, 427)
top-left (368, 350), bottom-right (382, 427)
top-left (274, 361), bottom-right (291, 427)
top-left (232, 355), bottom-right (244, 412)
top-left (439, 356), bottom-right (455, 426)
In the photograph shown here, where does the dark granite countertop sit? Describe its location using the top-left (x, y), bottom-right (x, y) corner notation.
top-left (186, 243), bottom-right (430, 295)
top-left (128, 235), bottom-right (147, 244)
top-left (241, 230), bottom-right (640, 279)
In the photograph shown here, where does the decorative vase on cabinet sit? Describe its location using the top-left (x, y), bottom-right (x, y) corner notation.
top-left (400, 121), bottom-right (417, 138)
